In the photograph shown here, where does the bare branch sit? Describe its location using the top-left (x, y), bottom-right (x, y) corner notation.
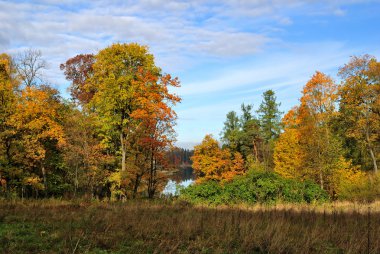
top-left (15, 49), bottom-right (47, 87)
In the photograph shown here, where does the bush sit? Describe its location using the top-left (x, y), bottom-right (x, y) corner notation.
top-left (336, 173), bottom-right (380, 202)
top-left (180, 170), bottom-right (329, 205)
top-left (180, 181), bottom-right (223, 205)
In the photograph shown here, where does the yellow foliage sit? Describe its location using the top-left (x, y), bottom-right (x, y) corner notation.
top-left (330, 157), bottom-right (367, 199)
top-left (23, 176), bottom-right (44, 190)
top-left (274, 128), bottom-right (304, 179)
top-left (108, 171), bottom-right (128, 200)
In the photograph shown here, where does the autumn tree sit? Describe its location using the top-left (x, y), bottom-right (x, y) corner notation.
top-left (192, 135), bottom-right (245, 183)
top-left (0, 54), bottom-right (20, 193)
top-left (274, 71), bottom-right (352, 195)
top-left (89, 43), bottom-right (160, 174)
top-left (7, 85), bottom-right (65, 196)
top-left (338, 55), bottom-right (380, 173)
top-left (60, 54), bottom-right (96, 104)
top-left (62, 105), bottom-right (113, 197)
top-left (274, 107), bottom-right (304, 179)
top-left (298, 71), bottom-right (345, 192)
top-left (126, 68), bottom-right (180, 198)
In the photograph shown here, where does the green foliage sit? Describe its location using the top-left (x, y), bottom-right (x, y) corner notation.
top-left (220, 111), bottom-right (240, 151)
top-left (180, 170), bottom-right (329, 205)
top-left (179, 181), bottom-right (222, 204)
top-left (257, 89), bottom-right (283, 142)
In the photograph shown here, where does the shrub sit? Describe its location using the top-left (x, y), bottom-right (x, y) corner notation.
top-left (302, 180), bottom-right (329, 203)
top-left (180, 180), bottom-right (223, 205)
top-left (180, 170), bottom-right (329, 205)
top-left (336, 173), bottom-right (380, 202)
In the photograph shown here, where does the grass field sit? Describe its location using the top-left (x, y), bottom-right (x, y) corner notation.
top-left (1, 200), bottom-right (380, 253)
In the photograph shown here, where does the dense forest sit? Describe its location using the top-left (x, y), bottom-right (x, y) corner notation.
top-left (0, 44), bottom-right (379, 203)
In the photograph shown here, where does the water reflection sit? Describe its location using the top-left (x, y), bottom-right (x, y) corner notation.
top-left (162, 166), bottom-right (195, 195)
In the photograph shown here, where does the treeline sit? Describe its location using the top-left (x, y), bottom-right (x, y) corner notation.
top-left (190, 55), bottom-right (379, 202)
top-left (167, 148), bottom-right (194, 167)
top-left (0, 43), bottom-right (181, 199)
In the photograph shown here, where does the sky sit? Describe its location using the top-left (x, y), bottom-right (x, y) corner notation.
top-left (1, 0), bottom-right (380, 149)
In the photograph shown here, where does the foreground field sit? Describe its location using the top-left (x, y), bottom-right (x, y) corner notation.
top-left (0, 200), bottom-right (380, 253)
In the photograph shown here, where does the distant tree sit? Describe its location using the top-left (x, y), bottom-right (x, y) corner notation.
top-left (239, 117), bottom-right (262, 162)
top-left (220, 111), bottom-right (240, 151)
top-left (255, 90), bottom-right (283, 169)
top-left (240, 103), bottom-right (253, 125)
top-left (238, 103), bottom-right (262, 161)
top-left (15, 49), bottom-right (46, 87)
top-left (257, 89), bottom-right (282, 141)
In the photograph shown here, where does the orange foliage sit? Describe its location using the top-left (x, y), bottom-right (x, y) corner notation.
top-left (192, 135), bottom-right (246, 183)
top-left (8, 86), bottom-right (65, 169)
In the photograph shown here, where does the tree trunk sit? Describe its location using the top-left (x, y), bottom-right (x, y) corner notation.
top-left (41, 164), bottom-right (47, 193)
top-left (319, 171), bottom-right (324, 190)
top-left (369, 147), bottom-right (378, 173)
top-left (120, 132), bottom-right (126, 172)
top-left (5, 139), bottom-right (12, 165)
top-left (253, 140), bottom-right (259, 162)
top-left (148, 149), bottom-right (155, 199)
top-left (74, 163), bottom-right (78, 197)
top-left (132, 174), bottom-right (142, 199)
top-left (366, 129), bottom-right (378, 173)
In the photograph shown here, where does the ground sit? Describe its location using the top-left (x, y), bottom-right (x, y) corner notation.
top-left (0, 199), bottom-right (379, 253)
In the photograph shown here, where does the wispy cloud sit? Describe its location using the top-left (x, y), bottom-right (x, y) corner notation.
top-left (179, 41), bottom-right (353, 96)
top-left (1, 0), bottom-right (371, 73)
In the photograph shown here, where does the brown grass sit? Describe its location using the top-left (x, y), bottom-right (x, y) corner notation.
top-left (0, 199), bottom-right (379, 253)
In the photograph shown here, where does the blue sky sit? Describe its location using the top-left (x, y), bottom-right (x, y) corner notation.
top-left (1, 0), bottom-right (380, 148)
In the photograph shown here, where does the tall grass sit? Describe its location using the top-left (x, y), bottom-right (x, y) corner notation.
top-left (0, 200), bottom-right (379, 253)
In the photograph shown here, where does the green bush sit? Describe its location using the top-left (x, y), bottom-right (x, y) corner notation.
top-left (180, 181), bottom-right (223, 205)
top-left (180, 170), bottom-right (329, 205)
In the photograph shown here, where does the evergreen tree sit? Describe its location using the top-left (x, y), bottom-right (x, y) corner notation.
top-left (256, 90), bottom-right (282, 169)
top-left (220, 111), bottom-right (241, 151)
top-left (257, 90), bottom-right (283, 142)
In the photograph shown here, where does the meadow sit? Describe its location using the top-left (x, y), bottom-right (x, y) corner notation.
top-left (1, 199), bottom-right (380, 254)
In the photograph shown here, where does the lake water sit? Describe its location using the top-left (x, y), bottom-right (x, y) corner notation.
top-left (162, 166), bottom-right (195, 196)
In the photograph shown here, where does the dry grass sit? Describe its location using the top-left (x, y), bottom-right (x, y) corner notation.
top-left (0, 199), bottom-right (379, 253)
